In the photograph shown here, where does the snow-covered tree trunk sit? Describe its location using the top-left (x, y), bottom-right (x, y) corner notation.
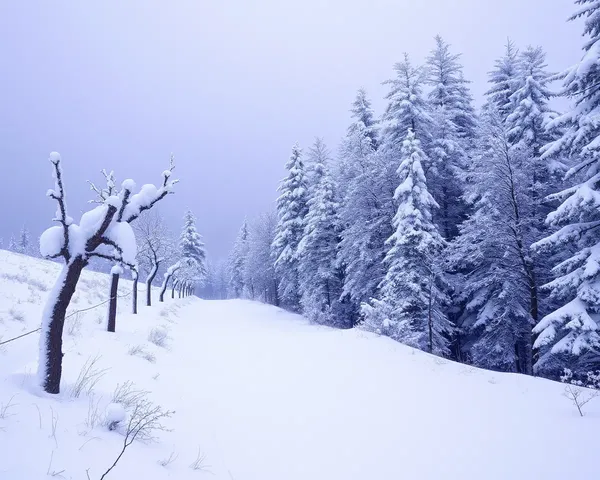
top-left (38, 256), bottom-right (87, 394)
top-left (146, 262), bottom-right (159, 306)
top-left (132, 269), bottom-right (138, 315)
top-left (107, 266), bottom-right (122, 332)
top-left (159, 277), bottom-right (168, 303)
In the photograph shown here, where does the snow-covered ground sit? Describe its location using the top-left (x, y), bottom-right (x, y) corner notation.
top-left (0, 250), bottom-right (598, 479)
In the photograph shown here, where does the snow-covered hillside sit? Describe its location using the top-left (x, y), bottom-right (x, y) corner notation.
top-left (0, 250), bottom-right (598, 479)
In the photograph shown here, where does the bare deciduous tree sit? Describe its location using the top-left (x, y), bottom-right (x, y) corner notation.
top-left (38, 152), bottom-right (177, 394)
top-left (133, 211), bottom-right (174, 307)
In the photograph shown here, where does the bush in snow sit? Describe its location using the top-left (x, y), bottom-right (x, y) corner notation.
top-left (148, 326), bottom-right (170, 348)
top-left (95, 397), bottom-right (173, 479)
top-left (37, 152), bottom-right (177, 394)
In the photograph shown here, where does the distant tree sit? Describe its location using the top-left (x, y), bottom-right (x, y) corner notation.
top-left (245, 212), bottom-right (279, 305)
top-left (134, 211), bottom-right (174, 307)
top-left (17, 225), bottom-right (31, 255)
top-left (38, 152), bottom-right (177, 393)
top-left (199, 260), bottom-right (229, 300)
top-left (160, 210), bottom-right (207, 302)
top-left (228, 219), bottom-right (250, 298)
top-left (8, 235), bottom-right (17, 252)
top-left (271, 144), bottom-right (309, 311)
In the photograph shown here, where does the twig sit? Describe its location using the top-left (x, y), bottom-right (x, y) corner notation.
top-left (32, 403), bottom-right (42, 429)
top-left (49, 406), bottom-right (59, 448)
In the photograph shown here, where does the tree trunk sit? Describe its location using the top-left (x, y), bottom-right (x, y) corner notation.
top-left (272, 279), bottom-right (280, 307)
top-left (171, 280), bottom-right (177, 299)
top-left (38, 256), bottom-right (87, 394)
top-left (427, 273), bottom-right (434, 354)
top-left (146, 262), bottom-right (159, 307)
top-left (159, 274), bottom-right (171, 303)
top-left (132, 274), bottom-right (138, 315)
top-left (107, 273), bottom-right (120, 332)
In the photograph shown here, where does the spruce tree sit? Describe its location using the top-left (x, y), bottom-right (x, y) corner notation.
top-left (298, 140), bottom-right (345, 326)
top-left (179, 210), bottom-right (207, 281)
top-left (533, 0), bottom-right (600, 377)
top-left (426, 36), bottom-right (475, 239)
top-left (382, 54), bottom-right (433, 150)
top-left (8, 235), bottom-right (17, 252)
top-left (337, 91), bottom-right (391, 321)
top-left (427, 36), bottom-right (477, 140)
top-left (450, 110), bottom-right (537, 373)
top-left (272, 144), bottom-right (309, 310)
top-left (485, 39), bottom-right (521, 121)
top-left (228, 219), bottom-right (249, 298)
top-left (17, 225), bottom-right (31, 255)
top-left (363, 130), bottom-right (452, 355)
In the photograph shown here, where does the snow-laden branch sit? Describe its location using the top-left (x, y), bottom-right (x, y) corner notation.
top-left (41, 153), bottom-right (178, 270)
top-left (45, 152), bottom-right (72, 261)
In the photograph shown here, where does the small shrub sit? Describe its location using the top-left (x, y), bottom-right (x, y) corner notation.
top-left (96, 396), bottom-right (173, 479)
top-left (8, 308), bottom-right (25, 323)
top-left (148, 327), bottom-right (169, 348)
top-left (70, 356), bottom-right (108, 398)
top-left (158, 451), bottom-right (178, 467)
top-left (189, 448), bottom-right (212, 473)
top-left (66, 312), bottom-right (83, 337)
top-left (112, 381), bottom-right (149, 411)
top-left (127, 345), bottom-right (156, 363)
top-left (142, 351), bottom-right (157, 363)
top-left (0, 395), bottom-right (17, 419)
top-left (85, 396), bottom-right (103, 430)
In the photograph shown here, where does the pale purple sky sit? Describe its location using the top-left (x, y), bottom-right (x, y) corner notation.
top-left (0, 1), bottom-right (583, 259)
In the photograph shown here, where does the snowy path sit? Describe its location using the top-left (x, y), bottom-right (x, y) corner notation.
top-left (152, 299), bottom-right (600, 480)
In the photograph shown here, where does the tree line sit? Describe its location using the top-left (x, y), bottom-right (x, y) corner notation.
top-left (219, 0), bottom-right (600, 384)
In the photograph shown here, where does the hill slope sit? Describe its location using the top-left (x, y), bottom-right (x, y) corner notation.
top-left (0, 251), bottom-right (598, 479)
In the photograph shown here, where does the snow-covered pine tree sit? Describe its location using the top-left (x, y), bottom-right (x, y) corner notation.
top-left (532, 0), bottom-right (600, 377)
top-left (349, 88), bottom-right (378, 148)
top-left (272, 144), bottom-right (309, 311)
top-left (381, 53), bottom-right (434, 150)
top-left (297, 139), bottom-right (346, 327)
top-left (337, 91), bottom-right (392, 323)
top-left (427, 36), bottom-right (477, 141)
top-left (485, 39), bottom-right (521, 121)
top-left (449, 110), bottom-right (537, 373)
top-left (228, 219), bottom-right (250, 298)
top-left (506, 46), bottom-right (556, 153)
top-left (363, 130), bottom-right (452, 355)
top-left (8, 235), bottom-right (17, 252)
top-left (179, 209), bottom-right (208, 284)
top-left (244, 212), bottom-right (279, 305)
top-left (17, 225), bottom-right (31, 255)
top-left (426, 36), bottom-right (475, 239)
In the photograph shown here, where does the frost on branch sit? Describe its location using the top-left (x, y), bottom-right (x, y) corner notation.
top-left (39, 154), bottom-right (178, 268)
